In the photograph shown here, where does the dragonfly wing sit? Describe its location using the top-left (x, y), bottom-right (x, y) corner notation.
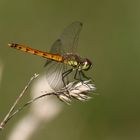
top-left (45, 21), bottom-right (83, 66)
top-left (44, 61), bottom-right (66, 91)
top-left (44, 22), bottom-right (83, 90)
top-left (59, 21), bottom-right (83, 53)
top-left (44, 39), bottom-right (64, 66)
top-left (49, 39), bottom-right (64, 54)
top-left (44, 39), bottom-right (69, 91)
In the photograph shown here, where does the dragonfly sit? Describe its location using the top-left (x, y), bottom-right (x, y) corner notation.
top-left (8, 21), bottom-right (92, 91)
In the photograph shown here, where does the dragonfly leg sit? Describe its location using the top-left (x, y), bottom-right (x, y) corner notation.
top-left (74, 69), bottom-right (78, 80)
top-left (62, 68), bottom-right (73, 87)
top-left (74, 70), bottom-right (85, 82)
top-left (80, 71), bottom-right (89, 80)
top-left (62, 69), bottom-right (73, 97)
top-left (80, 70), bottom-right (94, 82)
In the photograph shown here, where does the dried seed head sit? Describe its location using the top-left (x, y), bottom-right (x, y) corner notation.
top-left (57, 80), bottom-right (96, 104)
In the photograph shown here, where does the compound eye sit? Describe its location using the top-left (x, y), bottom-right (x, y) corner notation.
top-left (82, 61), bottom-right (88, 70)
top-left (83, 59), bottom-right (92, 71)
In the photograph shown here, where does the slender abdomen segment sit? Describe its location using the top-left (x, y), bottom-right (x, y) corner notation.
top-left (8, 43), bottom-right (63, 62)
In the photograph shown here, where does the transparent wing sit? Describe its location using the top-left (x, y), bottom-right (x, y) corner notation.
top-left (46, 21), bottom-right (83, 58)
top-left (44, 39), bottom-right (63, 66)
top-left (49, 39), bottom-right (64, 54)
top-left (44, 39), bottom-right (67, 91)
top-left (44, 22), bottom-right (83, 90)
top-left (59, 21), bottom-right (83, 53)
top-left (44, 61), bottom-right (66, 91)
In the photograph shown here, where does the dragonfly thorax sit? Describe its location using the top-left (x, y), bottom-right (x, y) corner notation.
top-left (63, 54), bottom-right (92, 71)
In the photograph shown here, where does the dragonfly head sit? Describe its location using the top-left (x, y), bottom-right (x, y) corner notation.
top-left (81, 58), bottom-right (92, 71)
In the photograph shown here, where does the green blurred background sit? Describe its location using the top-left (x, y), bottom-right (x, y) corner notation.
top-left (0, 0), bottom-right (140, 140)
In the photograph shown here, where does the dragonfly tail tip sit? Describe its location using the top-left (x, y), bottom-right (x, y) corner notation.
top-left (8, 43), bottom-right (12, 47)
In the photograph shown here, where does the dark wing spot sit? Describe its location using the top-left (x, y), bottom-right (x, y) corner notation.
top-left (79, 22), bottom-right (83, 26)
top-left (57, 39), bottom-right (61, 42)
